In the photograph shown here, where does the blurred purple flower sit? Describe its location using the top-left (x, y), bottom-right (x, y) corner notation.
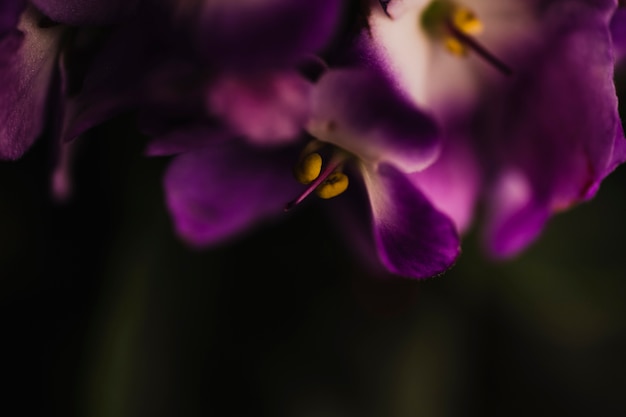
top-left (152, 68), bottom-right (460, 279)
top-left (366, 0), bottom-right (626, 257)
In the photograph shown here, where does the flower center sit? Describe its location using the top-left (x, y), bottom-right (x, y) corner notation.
top-left (285, 140), bottom-right (350, 211)
top-left (420, 0), bottom-right (511, 75)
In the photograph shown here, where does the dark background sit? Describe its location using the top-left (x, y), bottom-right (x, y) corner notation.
top-left (2, 87), bottom-right (626, 416)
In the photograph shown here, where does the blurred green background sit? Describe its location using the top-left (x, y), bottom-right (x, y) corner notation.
top-left (2, 99), bottom-right (626, 416)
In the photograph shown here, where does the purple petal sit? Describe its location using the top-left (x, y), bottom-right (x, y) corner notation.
top-left (363, 163), bottom-right (460, 279)
top-left (145, 125), bottom-right (229, 156)
top-left (0, 9), bottom-right (63, 160)
top-left (308, 68), bottom-right (442, 172)
top-left (206, 71), bottom-right (312, 145)
top-left (0, 0), bottom-right (25, 34)
top-left (164, 141), bottom-right (303, 247)
top-left (611, 8), bottom-right (626, 60)
top-left (480, 1), bottom-right (625, 256)
top-left (30, 0), bottom-right (139, 25)
top-left (483, 170), bottom-right (550, 258)
top-left (408, 136), bottom-right (481, 234)
top-left (197, 0), bottom-right (341, 69)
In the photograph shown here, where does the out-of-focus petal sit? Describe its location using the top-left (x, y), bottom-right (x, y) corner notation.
top-left (481, 0), bottom-right (624, 256)
top-left (198, 0), bottom-right (341, 69)
top-left (60, 9), bottom-right (200, 142)
top-left (0, 0), bottom-right (25, 34)
top-left (30, 0), bottom-right (140, 25)
top-left (362, 163), bottom-right (460, 279)
top-left (611, 8), bottom-right (626, 61)
top-left (163, 141), bottom-right (302, 247)
top-left (409, 135), bottom-right (480, 234)
top-left (308, 68), bottom-right (441, 173)
top-left (207, 71), bottom-right (312, 145)
top-left (484, 170), bottom-right (550, 258)
top-left (0, 8), bottom-right (63, 160)
top-left (145, 125), bottom-right (228, 156)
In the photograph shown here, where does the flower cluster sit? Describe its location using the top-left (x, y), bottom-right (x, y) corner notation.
top-left (2, 0), bottom-right (625, 279)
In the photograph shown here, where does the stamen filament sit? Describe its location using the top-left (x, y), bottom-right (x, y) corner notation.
top-left (284, 155), bottom-right (345, 211)
top-left (446, 20), bottom-right (512, 76)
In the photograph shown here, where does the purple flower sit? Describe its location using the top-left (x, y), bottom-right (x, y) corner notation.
top-left (365, 0), bottom-right (626, 257)
top-left (154, 67), bottom-right (460, 279)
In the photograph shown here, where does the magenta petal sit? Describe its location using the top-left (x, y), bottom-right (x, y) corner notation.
top-left (30, 0), bottom-right (139, 25)
top-left (483, 170), bottom-right (550, 258)
top-left (409, 136), bottom-right (480, 234)
top-left (309, 69), bottom-right (441, 172)
top-left (164, 142), bottom-right (302, 247)
top-left (363, 163), bottom-right (460, 279)
top-left (206, 71), bottom-right (312, 145)
top-left (0, 10), bottom-right (62, 160)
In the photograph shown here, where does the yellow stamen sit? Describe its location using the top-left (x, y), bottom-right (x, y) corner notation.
top-left (315, 172), bottom-right (349, 199)
top-left (444, 36), bottom-right (467, 56)
top-left (294, 153), bottom-right (322, 184)
top-left (452, 7), bottom-right (483, 35)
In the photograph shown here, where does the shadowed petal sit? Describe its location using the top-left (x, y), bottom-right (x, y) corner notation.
top-left (145, 125), bottom-right (229, 156)
top-left (30, 0), bottom-right (140, 25)
top-left (60, 10), bottom-right (199, 143)
top-left (164, 141), bottom-right (302, 247)
top-left (198, 0), bottom-right (341, 69)
top-left (0, 0), bottom-right (25, 34)
top-left (611, 8), bottom-right (626, 60)
top-left (308, 69), bottom-right (441, 173)
top-left (362, 163), bottom-right (460, 279)
top-left (0, 8), bottom-right (63, 160)
top-left (480, 1), bottom-right (625, 257)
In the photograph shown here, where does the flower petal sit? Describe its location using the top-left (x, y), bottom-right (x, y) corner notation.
top-left (198, 0), bottom-right (341, 70)
top-left (145, 125), bottom-right (229, 156)
top-left (0, 8), bottom-right (63, 160)
top-left (611, 7), bottom-right (626, 62)
top-left (60, 10), bottom-right (201, 142)
top-left (308, 68), bottom-right (441, 172)
top-left (0, 0), bottom-right (25, 34)
top-left (362, 162), bottom-right (460, 279)
top-left (206, 71), bottom-right (312, 145)
top-left (163, 141), bottom-right (303, 247)
top-left (30, 0), bottom-right (139, 25)
top-left (408, 135), bottom-right (481, 234)
top-left (483, 170), bottom-right (550, 258)
top-left (480, 1), bottom-right (625, 256)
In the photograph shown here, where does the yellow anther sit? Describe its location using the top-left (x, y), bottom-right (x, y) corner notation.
top-left (444, 36), bottom-right (468, 56)
top-left (294, 153), bottom-right (322, 184)
top-left (452, 7), bottom-right (483, 35)
top-left (315, 172), bottom-right (349, 199)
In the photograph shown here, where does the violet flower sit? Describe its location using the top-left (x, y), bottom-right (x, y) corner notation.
top-left (156, 67), bottom-right (460, 279)
top-left (365, 0), bottom-right (626, 257)
top-left (135, 1), bottom-right (463, 279)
